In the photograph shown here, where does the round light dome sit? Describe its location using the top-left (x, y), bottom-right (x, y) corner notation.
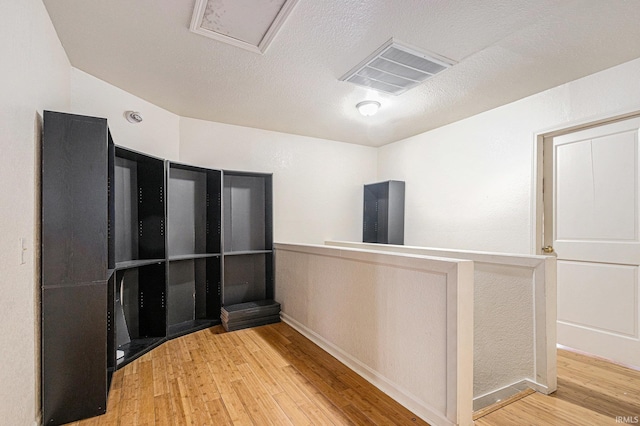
top-left (356, 100), bottom-right (381, 117)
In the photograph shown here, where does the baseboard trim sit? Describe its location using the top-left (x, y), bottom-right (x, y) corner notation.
top-left (473, 378), bottom-right (549, 413)
top-left (280, 313), bottom-right (455, 426)
top-left (473, 387), bottom-right (534, 420)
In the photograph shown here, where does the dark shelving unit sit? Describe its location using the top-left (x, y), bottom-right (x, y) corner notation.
top-left (166, 162), bottom-right (222, 337)
top-left (42, 111), bottom-right (276, 424)
top-left (41, 111), bottom-right (109, 425)
top-left (363, 180), bottom-right (405, 245)
top-left (114, 263), bottom-right (166, 367)
top-left (113, 147), bottom-right (166, 366)
top-left (222, 171), bottom-right (275, 307)
top-left (114, 147), bottom-right (166, 263)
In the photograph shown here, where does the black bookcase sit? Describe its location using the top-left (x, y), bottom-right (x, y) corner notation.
top-left (42, 112), bottom-right (276, 424)
top-left (112, 147), bottom-right (166, 367)
top-left (363, 180), bottom-right (405, 245)
top-left (41, 111), bottom-right (109, 425)
top-left (166, 162), bottom-right (222, 337)
top-left (222, 171), bottom-right (274, 305)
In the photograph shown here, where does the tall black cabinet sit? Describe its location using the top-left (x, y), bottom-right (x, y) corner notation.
top-left (222, 171), bottom-right (274, 305)
top-left (166, 162), bottom-right (222, 337)
top-left (363, 180), bottom-right (405, 245)
top-left (41, 112), bottom-right (275, 425)
top-left (112, 147), bottom-right (167, 368)
top-left (41, 111), bottom-right (109, 425)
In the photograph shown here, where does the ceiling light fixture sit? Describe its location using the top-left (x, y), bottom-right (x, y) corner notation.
top-left (356, 101), bottom-right (381, 117)
top-left (125, 111), bottom-right (143, 123)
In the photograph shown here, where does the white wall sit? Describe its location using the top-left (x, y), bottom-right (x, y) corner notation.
top-left (0, 1), bottom-right (71, 424)
top-left (180, 118), bottom-right (378, 244)
top-left (70, 69), bottom-right (180, 160)
top-left (379, 57), bottom-right (640, 254)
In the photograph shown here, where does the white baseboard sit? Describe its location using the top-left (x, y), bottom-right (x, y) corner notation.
top-left (473, 379), bottom-right (550, 412)
top-left (524, 379), bottom-right (551, 395)
top-left (280, 313), bottom-right (455, 426)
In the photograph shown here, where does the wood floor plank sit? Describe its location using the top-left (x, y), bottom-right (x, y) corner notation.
top-left (152, 393), bottom-right (173, 426)
top-left (341, 403), bottom-right (378, 425)
top-left (279, 364), bottom-right (356, 425)
top-left (340, 387), bottom-right (408, 426)
top-left (232, 377), bottom-right (275, 425)
top-left (235, 362), bottom-right (294, 425)
top-left (203, 397), bottom-right (233, 426)
top-left (240, 349), bottom-right (285, 396)
top-left (273, 391), bottom-right (314, 425)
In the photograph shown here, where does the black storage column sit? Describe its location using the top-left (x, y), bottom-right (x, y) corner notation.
top-left (41, 111), bottom-right (109, 425)
top-left (363, 180), bottom-right (405, 245)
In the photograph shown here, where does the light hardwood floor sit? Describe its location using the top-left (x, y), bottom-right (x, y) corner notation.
top-left (68, 323), bottom-right (640, 425)
top-left (475, 349), bottom-right (640, 426)
top-left (68, 322), bottom-right (428, 425)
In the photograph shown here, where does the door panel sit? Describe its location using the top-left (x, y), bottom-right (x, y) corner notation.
top-left (557, 261), bottom-right (637, 337)
top-left (556, 131), bottom-right (637, 241)
top-left (547, 116), bottom-right (640, 367)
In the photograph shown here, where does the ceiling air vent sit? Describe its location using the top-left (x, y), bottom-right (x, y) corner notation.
top-left (341, 39), bottom-right (455, 95)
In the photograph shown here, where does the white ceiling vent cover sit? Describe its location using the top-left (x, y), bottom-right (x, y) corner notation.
top-left (341, 39), bottom-right (456, 95)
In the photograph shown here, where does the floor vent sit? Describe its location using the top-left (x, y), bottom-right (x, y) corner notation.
top-left (341, 39), bottom-right (455, 95)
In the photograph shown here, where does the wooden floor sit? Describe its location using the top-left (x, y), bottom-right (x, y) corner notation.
top-left (68, 323), bottom-right (640, 426)
top-left (68, 322), bottom-right (428, 425)
top-left (476, 349), bottom-right (640, 426)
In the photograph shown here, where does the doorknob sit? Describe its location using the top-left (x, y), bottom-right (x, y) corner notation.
top-left (542, 245), bottom-right (554, 254)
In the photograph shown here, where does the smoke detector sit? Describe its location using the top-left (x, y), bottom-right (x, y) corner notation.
top-left (341, 38), bottom-right (456, 95)
top-left (125, 111), bottom-right (143, 124)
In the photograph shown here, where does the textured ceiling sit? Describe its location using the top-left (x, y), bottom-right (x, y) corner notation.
top-left (43, 0), bottom-right (640, 147)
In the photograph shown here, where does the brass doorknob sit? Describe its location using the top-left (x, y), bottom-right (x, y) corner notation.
top-left (542, 245), bottom-right (554, 254)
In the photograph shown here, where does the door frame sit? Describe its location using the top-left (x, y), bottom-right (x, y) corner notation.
top-left (532, 109), bottom-right (640, 255)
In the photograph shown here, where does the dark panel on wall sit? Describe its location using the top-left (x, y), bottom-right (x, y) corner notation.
top-left (363, 186), bottom-right (379, 243)
top-left (42, 284), bottom-right (107, 425)
top-left (42, 111), bottom-right (107, 286)
top-left (138, 263), bottom-right (166, 337)
top-left (107, 273), bottom-right (115, 374)
top-left (107, 135), bottom-right (115, 270)
top-left (265, 252), bottom-right (274, 300)
top-left (138, 160), bottom-right (166, 260)
top-left (206, 256), bottom-right (222, 318)
top-left (206, 171), bottom-right (222, 254)
top-left (194, 258), bottom-right (207, 318)
top-left (264, 177), bottom-right (273, 249)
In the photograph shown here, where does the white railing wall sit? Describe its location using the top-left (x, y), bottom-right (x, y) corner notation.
top-left (274, 243), bottom-right (475, 426)
top-left (325, 241), bottom-right (557, 409)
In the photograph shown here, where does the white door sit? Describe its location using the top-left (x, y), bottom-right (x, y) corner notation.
top-left (544, 117), bottom-right (640, 367)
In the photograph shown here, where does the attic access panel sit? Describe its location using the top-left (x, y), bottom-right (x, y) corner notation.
top-left (341, 39), bottom-right (456, 95)
top-left (190, 0), bottom-right (299, 54)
